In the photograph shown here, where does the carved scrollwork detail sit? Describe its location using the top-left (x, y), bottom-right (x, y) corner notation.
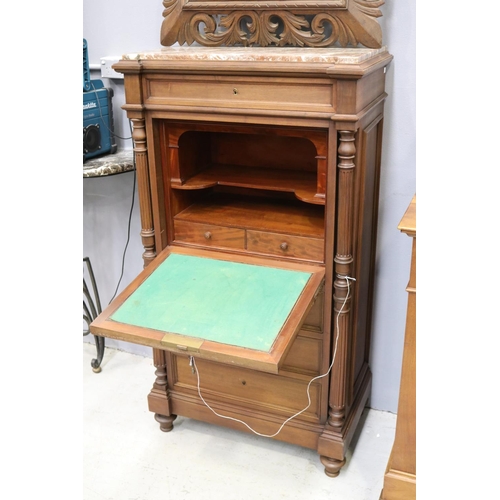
top-left (354, 0), bottom-right (384, 18)
top-left (163, 11), bottom-right (382, 48)
top-left (310, 14), bottom-right (357, 47)
top-left (277, 12), bottom-right (323, 47)
top-left (162, 0), bottom-right (178, 17)
top-left (160, 1), bottom-right (384, 48)
top-left (248, 13), bottom-right (280, 47)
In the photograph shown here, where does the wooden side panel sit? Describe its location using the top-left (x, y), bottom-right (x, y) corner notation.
top-left (352, 113), bottom-right (384, 389)
top-left (381, 198), bottom-right (416, 499)
top-left (282, 333), bottom-right (322, 376)
top-left (356, 69), bottom-right (387, 113)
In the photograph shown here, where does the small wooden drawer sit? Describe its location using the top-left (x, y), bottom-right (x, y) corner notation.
top-left (247, 230), bottom-right (324, 262)
top-left (146, 75), bottom-right (334, 113)
top-left (173, 356), bottom-right (322, 421)
top-left (174, 220), bottom-right (245, 250)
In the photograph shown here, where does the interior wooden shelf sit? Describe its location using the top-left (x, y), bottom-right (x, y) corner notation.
top-left (170, 164), bottom-right (324, 205)
top-left (174, 193), bottom-right (325, 238)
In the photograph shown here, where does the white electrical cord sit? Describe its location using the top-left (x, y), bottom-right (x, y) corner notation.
top-left (189, 275), bottom-right (356, 438)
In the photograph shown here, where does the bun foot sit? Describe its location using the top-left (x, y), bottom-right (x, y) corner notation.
top-left (320, 455), bottom-right (346, 478)
top-left (154, 413), bottom-right (177, 432)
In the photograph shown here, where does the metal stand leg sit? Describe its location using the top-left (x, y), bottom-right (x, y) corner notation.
top-left (83, 257), bottom-right (105, 372)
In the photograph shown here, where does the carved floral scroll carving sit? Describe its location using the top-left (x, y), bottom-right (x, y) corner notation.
top-left (161, 0), bottom-right (384, 48)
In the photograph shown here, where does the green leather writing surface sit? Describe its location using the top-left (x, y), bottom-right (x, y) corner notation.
top-left (111, 253), bottom-right (312, 352)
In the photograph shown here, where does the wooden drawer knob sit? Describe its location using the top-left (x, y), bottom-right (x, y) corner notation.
top-left (233, 88), bottom-right (238, 95)
top-left (280, 242), bottom-right (288, 251)
top-left (204, 231), bottom-right (212, 240)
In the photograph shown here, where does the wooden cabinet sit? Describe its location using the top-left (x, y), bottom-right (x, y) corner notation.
top-left (381, 195), bottom-right (416, 498)
top-left (91, 47), bottom-right (392, 477)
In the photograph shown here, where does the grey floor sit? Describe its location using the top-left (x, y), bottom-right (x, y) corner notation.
top-left (83, 342), bottom-right (396, 500)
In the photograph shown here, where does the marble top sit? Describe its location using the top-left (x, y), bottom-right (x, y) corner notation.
top-left (83, 150), bottom-right (134, 178)
top-left (122, 46), bottom-right (388, 65)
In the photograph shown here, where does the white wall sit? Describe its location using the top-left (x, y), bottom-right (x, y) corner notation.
top-left (83, 1), bottom-right (416, 413)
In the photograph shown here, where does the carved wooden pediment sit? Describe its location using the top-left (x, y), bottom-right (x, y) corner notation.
top-left (161, 0), bottom-right (385, 48)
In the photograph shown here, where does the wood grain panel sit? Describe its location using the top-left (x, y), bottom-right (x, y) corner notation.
top-left (282, 334), bottom-right (322, 376)
top-left (302, 289), bottom-right (324, 330)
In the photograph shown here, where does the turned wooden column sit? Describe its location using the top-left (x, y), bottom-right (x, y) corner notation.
top-left (329, 129), bottom-right (357, 429)
top-left (130, 116), bottom-right (175, 429)
top-left (318, 129), bottom-right (357, 478)
top-left (151, 349), bottom-right (176, 432)
top-left (130, 117), bottom-right (156, 267)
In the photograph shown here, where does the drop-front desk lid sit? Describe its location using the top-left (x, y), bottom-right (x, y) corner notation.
top-left (90, 246), bottom-right (325, 374)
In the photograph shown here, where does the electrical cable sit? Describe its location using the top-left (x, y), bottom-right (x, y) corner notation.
top-left (108, 120), bottom-right (136, 304)
top-left (85, 79), bottom-right (136, 303)
top-left (189, 275), bottom-right (356, 438)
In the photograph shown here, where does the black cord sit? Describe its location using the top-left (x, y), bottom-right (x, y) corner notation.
top-left (108, 120), bottom-right (136, 304)
top-left (86, 80), bottom-right (136, 302)
top-left (90, 80), bottom-right (132, 141)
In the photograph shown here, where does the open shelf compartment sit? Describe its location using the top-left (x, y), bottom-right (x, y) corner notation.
top-left (164, 121), bottom-right (328, 205)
